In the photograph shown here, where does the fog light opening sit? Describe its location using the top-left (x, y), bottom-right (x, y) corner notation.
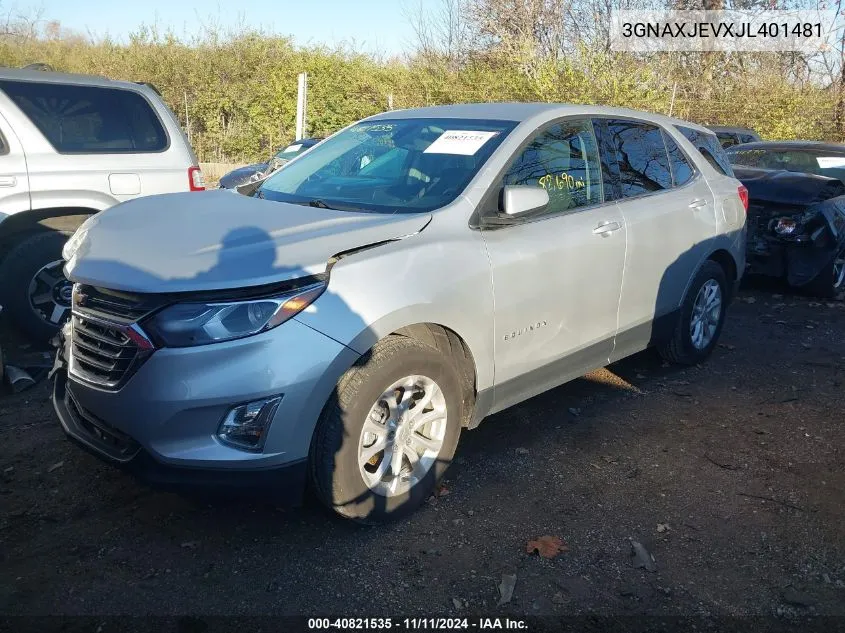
top-left (217, 396), bottom-right (282, 451)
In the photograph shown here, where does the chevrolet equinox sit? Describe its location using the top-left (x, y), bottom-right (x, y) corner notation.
top-left (53, 104), bottom-right (747, 522)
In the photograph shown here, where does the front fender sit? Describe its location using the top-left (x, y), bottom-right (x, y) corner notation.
top-left (292, 229), bottom-right (495, 393)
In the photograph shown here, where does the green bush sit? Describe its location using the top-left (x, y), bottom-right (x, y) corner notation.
top-left (0, 29), bottom-right (837, 162)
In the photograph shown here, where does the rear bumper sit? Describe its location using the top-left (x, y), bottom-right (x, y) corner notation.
top-left (53, 372), bottom-right (308, 502)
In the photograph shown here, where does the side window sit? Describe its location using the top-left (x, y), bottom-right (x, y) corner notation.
top-left (0, 130), bottom-right (7, 155)
top-left (503, 119), bottom-right (602, 213)
top-left (676, 126), bottom-right (735, 176)
top-left (606, 119), bottom-right (673, 197)
top-left (0, 80), bottom-right (168, 154)
top-left (662, 131), bottom-right (694, 186)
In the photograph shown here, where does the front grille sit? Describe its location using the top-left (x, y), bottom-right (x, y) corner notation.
top-left (70, 314), bottom-right (143, 388)
top-left (69, 285), bottom-right (160, 389)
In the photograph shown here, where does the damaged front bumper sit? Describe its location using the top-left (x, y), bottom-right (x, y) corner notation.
top-left (746, 197), bottom-right (845, 287)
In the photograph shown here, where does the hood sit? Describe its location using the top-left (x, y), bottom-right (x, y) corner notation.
top-left (64, 190), bottom-right (431, 293)
top-left (733, 166), bottom-right (845, 206)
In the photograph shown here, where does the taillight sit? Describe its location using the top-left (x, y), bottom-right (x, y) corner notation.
top-left (188, 166), bottom-right (205, 192)
top-left (737, 184), bottom-right (749, 213)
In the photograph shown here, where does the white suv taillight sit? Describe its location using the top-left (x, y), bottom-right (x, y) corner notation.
top-left (737, 184), bottom-right (749, 214)
top-left (188, 166), bottom-right (205, 191)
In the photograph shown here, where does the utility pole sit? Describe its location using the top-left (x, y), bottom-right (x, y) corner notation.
top-left (295, 72), bottom-right (308, 141)
top-left (183, 91), bottom-right (191, 141)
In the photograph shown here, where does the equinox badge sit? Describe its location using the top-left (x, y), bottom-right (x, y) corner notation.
top-left (503, 320), bottom-right (548, 341)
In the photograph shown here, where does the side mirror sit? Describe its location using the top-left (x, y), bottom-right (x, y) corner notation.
top-left (501, 185), bottom-right (549, 216)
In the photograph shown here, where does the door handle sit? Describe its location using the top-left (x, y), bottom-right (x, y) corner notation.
top-left (689, 198), bottom-right (708, 210)
top-left (593, 220), bottom-right (622, 237)
top-left (0, 175), bottom-right (17, 187)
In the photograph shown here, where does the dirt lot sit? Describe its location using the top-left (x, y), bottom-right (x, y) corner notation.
top-left (0, 286), bottom-right (843, 624)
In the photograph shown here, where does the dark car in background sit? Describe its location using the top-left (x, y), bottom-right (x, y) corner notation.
top-left (707, 125), bottom-right (761, 148)
top-left (219, 138), bottom-right (322, 189)
top-left (727, 141), bottom-right (845, 185)
top-left (726, 140), bottom-right (845, 297)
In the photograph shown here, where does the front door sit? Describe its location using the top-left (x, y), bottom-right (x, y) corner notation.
top-left (480, 118), bottom-right (627, 413)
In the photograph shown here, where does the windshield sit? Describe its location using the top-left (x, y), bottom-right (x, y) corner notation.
top-left (728, 148), bottom-right (845, 185)
top-left (257, 118), bottom-right (517, 213)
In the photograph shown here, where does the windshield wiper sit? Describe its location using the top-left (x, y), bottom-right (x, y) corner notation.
top-left (291, 198), bottom-right (367, 212)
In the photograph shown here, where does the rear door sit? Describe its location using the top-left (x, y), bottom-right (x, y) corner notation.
top-left (599, 118), bottom-right (718, 361)
top-left (0, 110), bottom-right (30, 219)
top-left (481, 117), bottom-right (626, 413)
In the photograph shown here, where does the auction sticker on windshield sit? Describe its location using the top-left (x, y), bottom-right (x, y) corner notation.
top-left (424, 130), bottom-right (499, 155)
top-left (817, 156), bottom-right (845, 169)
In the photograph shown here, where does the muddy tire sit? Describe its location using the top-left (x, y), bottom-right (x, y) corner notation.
top-left (658, 261), bottom-right (728, 365)
top-left (310, 335), bottom-right (463, 523)
top-left (0, 231), bottom-right (72, 344)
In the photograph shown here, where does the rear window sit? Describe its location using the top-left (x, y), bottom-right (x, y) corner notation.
top-left (0, 80), bottom-right (168, 154)
top-left (676, 126), bottom-right (734, 176)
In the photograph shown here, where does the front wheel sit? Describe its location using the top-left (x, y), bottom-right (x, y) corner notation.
top-left (310, 335), bottom-right (463, 523)
top-left (658, 260), bottom-right (728, 365)
top-left (0, 231), bottom-right (72, 343)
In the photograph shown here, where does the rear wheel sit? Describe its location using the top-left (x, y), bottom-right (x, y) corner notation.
top-left (310, 335), bottom-right (463, 523)
top-left (0, 231), bottom-right (72, 343)
top-left (658, 261), bottom-right (728, 365)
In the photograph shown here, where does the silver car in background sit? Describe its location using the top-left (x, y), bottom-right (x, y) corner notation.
top-left (0, 68), bottom-right (203, 341)
top-left (53, 103), bottom-right (747, 522)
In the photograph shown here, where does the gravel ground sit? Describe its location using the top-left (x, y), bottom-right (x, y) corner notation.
top-left (0, 286), bottom-right (843, 624)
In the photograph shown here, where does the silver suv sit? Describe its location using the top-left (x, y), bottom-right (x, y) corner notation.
top-left (0, 68), bottom-right (203, 341)
top-left (53, 104), bottom-right (747, 522)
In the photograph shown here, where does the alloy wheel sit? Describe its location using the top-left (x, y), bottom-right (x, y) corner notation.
top-left (28, 260), bottom-right (72, 327)
top-left (358, 374), bottom-right (448, 497)
top-left (690, 279), bottom-right (722, 350)
top-left (833, 254), bottom-right (845, 292)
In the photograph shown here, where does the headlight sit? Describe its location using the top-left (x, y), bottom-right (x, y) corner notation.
top-left (146, 282), bottom-right (325, 347)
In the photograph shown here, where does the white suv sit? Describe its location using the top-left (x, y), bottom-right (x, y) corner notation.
top-left (0, 67), bottom-right (203, 341)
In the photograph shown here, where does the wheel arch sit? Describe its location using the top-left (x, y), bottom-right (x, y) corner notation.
top-left (392, 323), bottom-right (477, 428)
top-left (707, 248), bottom-right (739, 300)
top-left (0, 207), bottom-right (97, 261)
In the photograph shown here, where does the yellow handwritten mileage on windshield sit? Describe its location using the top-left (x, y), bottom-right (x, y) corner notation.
top-left (538, 172), bottom-right (585, 191)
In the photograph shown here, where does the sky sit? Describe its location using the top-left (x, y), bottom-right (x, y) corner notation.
top-left (31, 0), bottom-right (419, 56)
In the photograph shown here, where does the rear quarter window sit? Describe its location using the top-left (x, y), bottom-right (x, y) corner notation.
top-left (676, 126), bottom-right (734, 177)
top-left (662, 131), bottom-right (694, 186)
top-left (0, 80), bottom-right (168, 154)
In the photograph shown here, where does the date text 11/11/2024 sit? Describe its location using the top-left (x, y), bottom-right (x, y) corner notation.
top-left (307, 618), bottom-right (529, 630)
